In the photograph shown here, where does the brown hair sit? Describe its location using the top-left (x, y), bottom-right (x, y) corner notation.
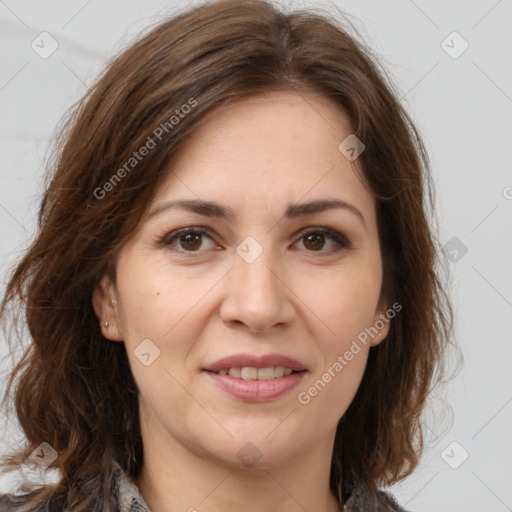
top-left (0, 0), bottom-right (453, 509)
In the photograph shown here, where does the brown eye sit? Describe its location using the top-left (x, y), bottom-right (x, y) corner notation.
top-left (295, 228), bottom-right (350, 254)
top-left (303, 232), bottom-right (326, 251)
top-left (179, 232), bottom-right (203, 251)
top-left (161, 228), bottom-right (216, 253)
top-left (161, 227), bottom-right (350, 256)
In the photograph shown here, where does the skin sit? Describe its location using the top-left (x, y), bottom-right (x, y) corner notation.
top-left (93, 90), bottom-right (390, 512)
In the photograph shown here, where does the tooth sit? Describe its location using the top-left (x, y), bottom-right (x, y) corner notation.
top-left (257, 367), bottom-right (275, 380)
top-left (241, 367), bottom-right (258, 380)
top-left (222, 366), bottom-right (295, 379)
top-left (228, 367), bottom-right (241, 378)
top-left (274, 366), bottom-right (284, 378)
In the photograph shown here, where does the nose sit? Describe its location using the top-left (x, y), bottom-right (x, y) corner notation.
top-left (219, 243), bottom-right (295, 334)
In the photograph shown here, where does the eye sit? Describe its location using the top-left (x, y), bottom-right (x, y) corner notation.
top-left (160, 226), bottom-right (350, 256)
top-left (293, 228), bottom-right (351, 254)
top-left (161, 227), bottom-right (217, 253)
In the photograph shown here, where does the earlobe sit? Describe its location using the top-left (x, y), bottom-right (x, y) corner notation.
top-left (369, 301), bottom-right (391, 347)
top-left (92, 274), bottom-right (124, 342)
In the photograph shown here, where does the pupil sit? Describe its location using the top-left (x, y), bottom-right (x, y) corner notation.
top-left (182, 233), bottom-right (201, 250)
top-left (305, 233), bottom-right (324, 251)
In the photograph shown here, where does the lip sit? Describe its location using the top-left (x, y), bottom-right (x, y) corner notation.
top-left (202, 353), bottom-right (307, 373)
top-left (202, 353), bottom-right (308, 403)
top-left (204, 371), bottom-right (306, 402)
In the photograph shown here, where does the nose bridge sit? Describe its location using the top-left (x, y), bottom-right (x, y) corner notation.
top-left (221, 233), bottom-right (292, 331)
top-left (235, 233), bottom-right (283, 300)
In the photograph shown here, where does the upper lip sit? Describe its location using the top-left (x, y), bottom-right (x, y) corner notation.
top-left (203, 353), bottom-right (308, 372)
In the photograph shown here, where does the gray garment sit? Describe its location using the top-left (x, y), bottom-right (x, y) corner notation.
top-left (0, 459), bottom-right (410, 511)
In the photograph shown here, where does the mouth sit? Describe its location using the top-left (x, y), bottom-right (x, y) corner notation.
top-left (204, 366), bottom-right (304, 380)
top-left (202, 353), bottom-right (308, 402)
top-left (203, 352), bottom-right (307, 374)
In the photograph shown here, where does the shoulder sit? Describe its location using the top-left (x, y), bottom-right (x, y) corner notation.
top-left (375, 489), bottom-right (411, 511)
top-left (343, 487), bottom-right (412, 512)
top-left (0, 492), bottom-right (42, 511)
top-left (0, 493), bottom-right (24, 510)
top-left (0, 459), bottom-right (144, 512)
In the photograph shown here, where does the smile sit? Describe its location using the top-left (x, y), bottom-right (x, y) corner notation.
top-left (210, 366), bottom-right (298, 380)
top-left (203, 369), bottom-right (306, 402)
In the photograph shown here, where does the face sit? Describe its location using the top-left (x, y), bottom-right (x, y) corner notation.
top-left (93, 91), bottom-right (389, 469)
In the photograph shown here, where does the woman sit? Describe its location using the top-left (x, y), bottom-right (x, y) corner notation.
top-left (0, 0), bottom-right (452, 510)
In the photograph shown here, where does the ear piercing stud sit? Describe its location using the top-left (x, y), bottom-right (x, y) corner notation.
top-left (104, 300), bottom-right (116, 327)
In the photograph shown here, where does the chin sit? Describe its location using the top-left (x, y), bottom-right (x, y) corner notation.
top-left (196, 425), bottom-right (308, 470)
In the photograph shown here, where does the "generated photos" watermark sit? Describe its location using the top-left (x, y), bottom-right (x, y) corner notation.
top-left (298, 302), bottom-right (402, 405)
top-left (93, 98), bottom-right (198, 200)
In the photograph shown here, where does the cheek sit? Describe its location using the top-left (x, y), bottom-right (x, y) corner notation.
top-left (296, 284), bottom-right (377, 423)
top-left (113, 254), bottom-right (209, 385)
top-left (291, 263), bottom-right (381, 414)
top-left (115, 253), bottom-right (200, 336)
top-left (305, 263), bottom-right (382, 346)
top-left (298, 346), bottom-right (369, 425)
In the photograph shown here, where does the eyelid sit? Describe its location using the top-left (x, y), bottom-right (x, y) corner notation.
top-left (160, 225), bottom-right (351, 255)
top-left (294, 226), bottom-right (351, 250)
top-left (159, 227), bottom-right (216, 250)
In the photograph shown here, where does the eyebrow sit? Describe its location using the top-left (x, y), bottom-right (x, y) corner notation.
top-left (148, 198), bottom-right (367, 230)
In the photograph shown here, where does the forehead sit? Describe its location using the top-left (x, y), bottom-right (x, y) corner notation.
top-left (171, 90), bottom-right (353, 166)
top-left (152, 91), bottom-right (373, 221)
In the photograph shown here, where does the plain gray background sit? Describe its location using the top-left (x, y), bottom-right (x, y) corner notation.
top-left (1, 1), bottom-right (511, 510)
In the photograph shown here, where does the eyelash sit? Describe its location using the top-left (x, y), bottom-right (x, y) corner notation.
top-left (160, 226), bottom-right (351, 256)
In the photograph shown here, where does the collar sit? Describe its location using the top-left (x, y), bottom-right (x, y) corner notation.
top-left (111, 460), bottom-right (402, 512)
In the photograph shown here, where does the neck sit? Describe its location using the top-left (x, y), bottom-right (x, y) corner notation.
top-left (134, 419), bottom-right (341, 512)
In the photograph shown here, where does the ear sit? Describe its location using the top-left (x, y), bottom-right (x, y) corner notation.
top-left (369, 297), bottom-right (391, 347)
top-left (92, 274), bottom-right (123, 342)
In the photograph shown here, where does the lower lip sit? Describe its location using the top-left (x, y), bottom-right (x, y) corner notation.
top-left (203, 371), bottom-right (306, 402)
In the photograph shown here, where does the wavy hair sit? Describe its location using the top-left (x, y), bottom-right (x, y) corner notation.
top-left (0, 0), bottom-right (453, 509)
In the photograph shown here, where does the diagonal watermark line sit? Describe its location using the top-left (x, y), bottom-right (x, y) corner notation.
top-left (407, 0), bottom-right (439, 28)
top-left (471, 471), bottom-right (512, 511)
top-left (291, 85), bottom-right (338, 132)
top-left (404, 472), bottom-right (439, 507)
top-left (265, 471), bottom-right (310, 512)
top-left (265, 409), bottom-right (295, 438)
top-left (61, 60), bottom-right (88, 88)
top-left (167, 171), bottom-right (236, 239)
top-left (472, 397), bottom-right (512, 439)
top-left (162, 366), bottom-right (233, 438)
top-left (421, 419), bottom-right (439, 439)
top-left (0, 0), bottom-right (29, 28)
top-left (61, 0), bottom-right (93, 29)
top-left (471, 266), bottom-right (512, 308)
top-left (0, 203), bottom-right (28, 232)
top-left (199, 470), bottom-right (233, 502)
top-left (472, 61), bottom-right (512, 105)
top-left (470, 204), bottom-right (499, 233)
top-left (267, 164), bottom-right (336, 235)
top-left (116, 315), bottom-right (133, 337)
top-left (402, 62), bottom-right (439, 99)
top-left (163, 268), bottom-right (232, 337)
top-left (265, 265), bottom-right (336, 335)
top-left (471, 0), bottom-right (503, 30)
top-left (0, 62), bottom-right (29, 92)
